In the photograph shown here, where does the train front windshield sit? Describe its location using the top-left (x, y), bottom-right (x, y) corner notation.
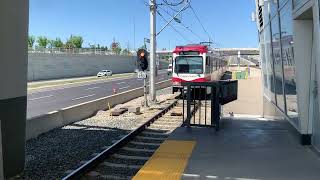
top-left (175, 56), bottom-right (203, 74)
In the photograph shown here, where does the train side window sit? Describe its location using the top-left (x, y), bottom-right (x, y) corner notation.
top-left (206, 57), bottom-right (210, 66)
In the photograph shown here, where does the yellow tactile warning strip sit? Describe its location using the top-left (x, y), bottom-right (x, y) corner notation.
top-left (133, 140), bottom-right (196, 180)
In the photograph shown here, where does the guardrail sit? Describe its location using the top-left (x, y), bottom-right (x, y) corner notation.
top-left (26, 80), bottom-right (172, 140)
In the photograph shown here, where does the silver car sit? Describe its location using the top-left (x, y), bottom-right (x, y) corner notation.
top-left (97, 70), bottom-right (112, 77)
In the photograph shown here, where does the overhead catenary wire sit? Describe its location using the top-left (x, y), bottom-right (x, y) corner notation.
top-left (160, 1), bottom-right (190, 13)
top-left (156, 0), bottom-right (191, 36)
top-left (189, 5), bottom-right (214, 43)
top-left (157, 5), bottom-right (204, 42)
top-left (142, 0), bottom-right (149, 6)
top-left (162, 0), bottom-right (186, 6)
top-left (157, 10), bottom-right (192, 44)
top-left (143, 0), bottom-right (219, 46)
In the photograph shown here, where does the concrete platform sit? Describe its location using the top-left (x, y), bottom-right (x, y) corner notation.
top-left (168, 117), bottom-right (320, 180)
top-left (223, 67), bottom-right (263, 116)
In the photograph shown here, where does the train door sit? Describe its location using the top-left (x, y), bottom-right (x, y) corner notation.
top-left (205, 56), bottom-right (210, 76)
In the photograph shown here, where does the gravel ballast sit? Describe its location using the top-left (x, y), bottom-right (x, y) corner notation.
top-left (15, 87), bottom-right (176, 180)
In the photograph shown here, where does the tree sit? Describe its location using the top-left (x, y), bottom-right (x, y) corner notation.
top-left (28, 35), bottom-right (35, 48)
top-left (48, 40), bottom-right (54, 48)
top-left (37, 36), bottom-right (48, 48)
top-left (64, 40), bottom-right (74, 49)
top-left (122, 48), bottom-right (130, 55)
top-left (111, 41), bottom-right (121, 54)
top-left (66, 35), bottom-right (83, 48)
top-left (52, 38), bottom-right (64, 48)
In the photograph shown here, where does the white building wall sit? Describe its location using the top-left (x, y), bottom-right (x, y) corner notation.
top-left (293, 20), bottom-right (313, 134)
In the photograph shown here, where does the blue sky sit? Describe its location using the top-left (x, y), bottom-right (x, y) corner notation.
top-left (29, 0), bottom-right (258, 50)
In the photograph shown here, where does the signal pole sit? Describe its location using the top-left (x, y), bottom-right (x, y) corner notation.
top-left (149, 0), bottom-right (157, 102)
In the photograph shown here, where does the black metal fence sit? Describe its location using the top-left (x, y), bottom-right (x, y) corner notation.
top-left (181, 80), bottom-right (238, 131)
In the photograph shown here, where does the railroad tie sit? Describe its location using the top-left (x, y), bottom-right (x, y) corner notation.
top-left (112, 154), bottom-right (149, 161)
top-left (102, 162), bottom-right (141, 169)
top-left (122, 147), bottom-right (154, 153)
top-left (129, 141), bottom-right (161, 146)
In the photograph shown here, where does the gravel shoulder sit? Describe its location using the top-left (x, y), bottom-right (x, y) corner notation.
top-left (15, 87), bottom-right (176, 180)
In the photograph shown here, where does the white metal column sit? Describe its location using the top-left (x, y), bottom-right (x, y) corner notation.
top-left (149, 0), bottom-right (157, 102)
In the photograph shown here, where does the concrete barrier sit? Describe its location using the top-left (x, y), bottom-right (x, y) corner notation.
top-left (28, 53), bottom-right (170, 81)
top-left (26, 80), bottom-right (172, 140)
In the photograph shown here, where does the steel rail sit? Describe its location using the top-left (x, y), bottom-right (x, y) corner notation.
top-left (62, 99), bottom-right (178, 180)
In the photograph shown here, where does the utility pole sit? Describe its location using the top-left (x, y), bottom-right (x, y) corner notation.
top-left (149, 0), bottom-right (157, 102)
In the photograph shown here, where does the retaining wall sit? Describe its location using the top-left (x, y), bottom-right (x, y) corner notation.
top-left (28, 54), bottom-right (169, 81)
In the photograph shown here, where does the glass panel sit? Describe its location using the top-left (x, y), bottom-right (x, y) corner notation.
top-left (280, 1), bottom-right (299, 122)
top-left (175, 56), bottom-right (203, 74)
top-left (270, 0), bottom-right (279, 17)
top-left (271, 15), bottom-right (285, 111)
top-left (263, 1), bottom-right (270, 26)
top-left (264, 24), bottom-right (276, 102)
top-left (293, 0), bottom-right (309, 10)
top-left (260, 31), bottom-right (268, 91)
top-left (279, 0), bottom-right (289, 9)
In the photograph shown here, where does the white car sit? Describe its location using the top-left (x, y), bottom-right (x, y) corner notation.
top-left (97, 70), bottom-right (112, 77)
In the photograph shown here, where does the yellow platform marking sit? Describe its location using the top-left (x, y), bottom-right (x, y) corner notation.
top-left (133, 140), bottom-right (196, 180)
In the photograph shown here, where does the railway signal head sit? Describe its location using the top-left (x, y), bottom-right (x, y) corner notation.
top-left (137, 49), bottom-right (148, 71)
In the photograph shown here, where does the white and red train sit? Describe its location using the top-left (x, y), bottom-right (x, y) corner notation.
top-left (171, 44), bottom-right (228, 93)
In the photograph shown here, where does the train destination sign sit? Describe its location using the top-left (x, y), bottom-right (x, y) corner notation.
top-left (179, 51), bottom-right (200, 55)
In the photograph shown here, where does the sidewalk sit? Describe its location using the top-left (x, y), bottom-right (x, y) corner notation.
top-left (132, 67), bottom-right (320, 179)
top-left (172, 68), bottom-right (319, 179)
top-left (223, 67), bottom-right (263, 116)
top-left (168, 117), bottom-right (320, 180)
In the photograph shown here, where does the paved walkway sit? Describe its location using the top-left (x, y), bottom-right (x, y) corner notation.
top-left (223, 67), bottom-right (263, 116)
top-left (132, 67), bottom-right (320, 179)
top-left (168, 117), bottom-right (320, 180)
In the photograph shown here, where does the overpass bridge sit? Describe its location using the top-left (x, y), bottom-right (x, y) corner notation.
top-left (214, 48), bottom-right (259, 56)
top-left (156, 48), bottom-right (259, 56)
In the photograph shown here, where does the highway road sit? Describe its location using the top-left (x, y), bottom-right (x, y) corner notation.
top-left (27, 70), bottom-right (170, 119)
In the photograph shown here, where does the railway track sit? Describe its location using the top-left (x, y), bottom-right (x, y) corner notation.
top-left (62, 99), bottom-right (194, 180)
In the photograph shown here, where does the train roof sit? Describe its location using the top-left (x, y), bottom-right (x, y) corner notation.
top-left (173, 44), bottom-right (209, 54)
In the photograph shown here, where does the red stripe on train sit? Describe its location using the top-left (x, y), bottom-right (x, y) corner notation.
top-left (172, 77), bottom-right (208, 83)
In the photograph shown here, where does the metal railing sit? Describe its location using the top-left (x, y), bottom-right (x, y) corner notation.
top-left (28, 47), bottom-right (134, 56)
top-left (181, 80), bottom-right (238, 131)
